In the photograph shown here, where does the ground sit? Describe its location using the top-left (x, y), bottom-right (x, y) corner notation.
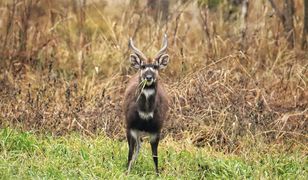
top-left (0, 128), bottom-right (307, 179)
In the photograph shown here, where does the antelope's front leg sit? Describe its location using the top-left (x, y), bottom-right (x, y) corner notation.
top-left (127, 129), bottom-right (141, 173)
top-left (150, 133), bottom-right (160, 174)
top-left (127, 129), bottom-right (136, 173)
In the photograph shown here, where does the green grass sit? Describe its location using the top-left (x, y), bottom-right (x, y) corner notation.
top-left (0, 128), bottom-right (307, 179)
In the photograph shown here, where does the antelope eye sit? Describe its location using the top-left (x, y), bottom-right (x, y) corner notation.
top-left (153, 65), bottom-right (159, 69)
top-left (141, 65), bottom-right (146, 69)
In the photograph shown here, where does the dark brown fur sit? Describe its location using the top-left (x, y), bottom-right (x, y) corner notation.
top-left (123, 73), bottom-right (168, 174)
top-left (124, 34), bottom-right (169, 174)
top-left (123, 74), bottom-right (169, 132)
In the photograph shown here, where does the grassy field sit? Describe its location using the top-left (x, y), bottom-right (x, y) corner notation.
top-left (0, 0), bottom-right (307, 179)
top-left (0, 128), bottom-right (307, 179)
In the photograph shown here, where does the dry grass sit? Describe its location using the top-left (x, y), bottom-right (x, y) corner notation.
top-left (0, 0), bottom-right (307, 152)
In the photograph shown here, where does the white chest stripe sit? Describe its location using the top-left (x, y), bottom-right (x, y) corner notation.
top-left (138, 111), bottom-right (154, 120)
top-left (142, 89), bottom-right (155, 99)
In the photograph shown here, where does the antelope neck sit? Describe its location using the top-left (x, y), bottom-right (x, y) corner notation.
top-left (137, 82), bottom-right (156, 120)
top-left (138, 84), bottom-right (156, 102)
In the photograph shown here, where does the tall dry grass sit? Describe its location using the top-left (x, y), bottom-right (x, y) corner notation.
top-left (0, 0), bottom-right (307, 152)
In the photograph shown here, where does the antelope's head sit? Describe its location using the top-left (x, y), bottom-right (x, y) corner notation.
top-left (129, 34), bottom-right (169, 86)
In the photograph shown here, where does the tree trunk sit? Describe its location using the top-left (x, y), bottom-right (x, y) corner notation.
top-left (147, 0), bottom-right (169, 22)
top-left (240, 0), bottom-right (249, 50)
top-left (268, 0), bottom-right (295, 48)
top-left (129, 0), bottom-right (139, 9)
top-left (160, 0), bottom-right (169, 22)
top-left (199, 5), bottom-right (212, 49)
top-left (302, 0), bottom-right (308, 49)
top-left (283, 0), bottom-right (295, 48)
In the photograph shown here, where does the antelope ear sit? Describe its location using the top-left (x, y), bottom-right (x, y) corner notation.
top-left (155, 54), bottom-right (169, 69)
top-left (130, 54), bottom-right (143, 69)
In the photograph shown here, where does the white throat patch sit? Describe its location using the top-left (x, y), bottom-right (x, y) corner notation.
top-left (142, 89), bottom-right (155, 99)
top-left (138, 111), bottom-right (154, 120)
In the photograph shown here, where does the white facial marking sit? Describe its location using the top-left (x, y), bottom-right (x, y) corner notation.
top-left (138, 111), bottom-right (154, 120)
top-left (142, 89), bottom-right (155, 99)
top-left (145, 67), bottom-right (155, 72)
top-left (141, 67), bottom-right (155, 74)
top-left (140, 66), bottom-right (157, 86)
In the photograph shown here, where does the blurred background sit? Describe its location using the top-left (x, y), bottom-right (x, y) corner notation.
top-left (0, 0), bottom-right (307, 152)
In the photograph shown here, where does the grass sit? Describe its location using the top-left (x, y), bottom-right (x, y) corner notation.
top-left (0, 128), bottom-right (307, 179)
top-left (0, 0), bottom-right (307, 150)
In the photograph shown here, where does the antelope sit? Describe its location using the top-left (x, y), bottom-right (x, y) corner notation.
top-left (123, 34), bottom-right (169, 174)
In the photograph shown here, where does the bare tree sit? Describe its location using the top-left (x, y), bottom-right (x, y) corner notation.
top-left (231, 0), bottom-right (244, 6)
top-left (240, 0), bottom-right (249, 49)
top-left (147, 0), bottom-right (169, 22)
top-left (199, 4), bottom-right (212, 49)
top-left (1, 0), bottom-right (17, 57)
top-left (147, 0), bottom-right (157, 20)
top-left (71, 0), bottom-right (87, 77)
top-left (161, 0), bottom-right (169, 21)
top-left (302, 0), bottom-right (308, 49)
top-left (268, 0), bottom-right (295, 48)
top-left (129, 0), bottom-right (139, 9)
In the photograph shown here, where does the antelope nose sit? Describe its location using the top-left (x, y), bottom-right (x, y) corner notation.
top-left (146, 75), bottom-right (152, 81)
